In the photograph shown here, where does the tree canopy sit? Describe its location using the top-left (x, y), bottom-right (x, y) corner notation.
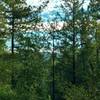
top-left (0, 0), bottom-right (100, 100)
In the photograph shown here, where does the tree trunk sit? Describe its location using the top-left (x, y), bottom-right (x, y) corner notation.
top-left (72, 2), bottom-right (76, 84)
top-left (11, 15), bottom-right (14, 54)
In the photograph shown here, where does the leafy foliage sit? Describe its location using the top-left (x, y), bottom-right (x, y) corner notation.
top-left (0, 0), bottom-right (100, 100)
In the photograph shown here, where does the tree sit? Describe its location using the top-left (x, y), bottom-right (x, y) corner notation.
top-left (60, 0), bottom-right (84, 84)
top-left (1, 0), bottom-right (31, 53)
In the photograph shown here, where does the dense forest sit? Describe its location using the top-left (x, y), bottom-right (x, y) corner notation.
top-left (0, 0), bottom-right (100, 100)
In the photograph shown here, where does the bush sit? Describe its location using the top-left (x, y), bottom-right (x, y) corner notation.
top-left (0, 85), bottom-right (16, 100)
top-left (64, 85), bottom-right (91, 100)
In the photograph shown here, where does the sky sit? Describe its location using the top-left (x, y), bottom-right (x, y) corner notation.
top-left (26, 0), bottom-right (90, 10)
top-left (26, 0), bottom-right (90, 21)
top-left (6, 0), bottom-right (90, 49)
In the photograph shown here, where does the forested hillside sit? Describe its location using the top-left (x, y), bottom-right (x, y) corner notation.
top-left (0, 0), bottom-right (100, 100)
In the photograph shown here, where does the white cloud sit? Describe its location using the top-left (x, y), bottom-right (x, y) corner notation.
top-left (83, 0), bottom-right (90, 9)
top-left (44, 0), bottom-right (55, 11)
top-left (26, 0), bottom-right (43, 6)
top-left (26, 0), bottom-right (90, 21)
top-left (26, 0), bottom-right (63, 11)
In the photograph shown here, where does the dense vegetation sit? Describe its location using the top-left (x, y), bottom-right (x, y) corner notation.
top-left (0, 0), bottom-right (100, 100)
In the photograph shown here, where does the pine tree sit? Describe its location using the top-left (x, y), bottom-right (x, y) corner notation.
top-left (86, 0), bottom-right (100, 99)
top-left (61, 0), bottom-right (84, 84)
top-left (1, 0), bottom-right (31, 53)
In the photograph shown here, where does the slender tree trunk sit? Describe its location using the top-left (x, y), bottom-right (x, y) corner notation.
top-left (72, 2), bottom-right (76, 84)
top-left (11, 10), bottom-right (16, 89)
top-left (72, 33), bottom-right (76, 84)
top-left (52, 33), bottom-right (55, 100)
top-left (11, 15), bottom-right (14, 54)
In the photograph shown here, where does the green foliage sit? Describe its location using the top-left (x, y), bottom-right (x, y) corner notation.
top-left (64, 85), bottom-right (91, 100)
top-left (0, 0), bottom-right (100, 100)
top-left (0, 85), bottom-right (16, 100)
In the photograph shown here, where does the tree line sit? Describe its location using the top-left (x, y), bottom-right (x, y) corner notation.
top-left (0, 0), bottom-right (100, 100)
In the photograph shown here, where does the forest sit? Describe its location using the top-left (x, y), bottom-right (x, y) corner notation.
top-left (0, 0), bottom-right (100, 100)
